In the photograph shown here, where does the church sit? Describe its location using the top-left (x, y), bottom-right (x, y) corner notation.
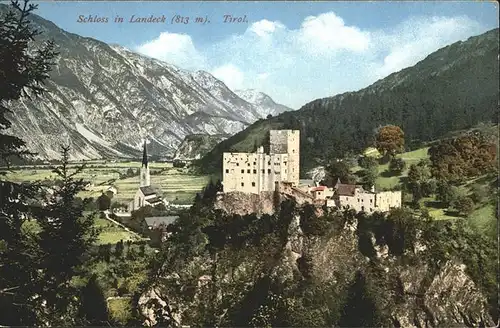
top-left (128, 141), bottom-right (165, 212)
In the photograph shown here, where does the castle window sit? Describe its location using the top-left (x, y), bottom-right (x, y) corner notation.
top-left (370, 208), bottom-right (373, 212)
top-left (284, 161), bottom-right (287, 165)
top-left (225, 169), bottom-right (229, 173)
top-left (241, 182), bottom-right (244, 187)
top-left (268, 169), bottom-right (271, 174)
top-left (236, 163), bottom-right (239, 166)
top-left (241, 169), bottom-right (244, 173)
top-left (248, 163), bottom-right (250, 166)
top-left (253, 162), bottom-right (256, 165)
top-left (253, 169), bottom-right (256, 174)
top-left (247, 169), bottom-right (250, 173)
top-left (268, 161), bottom-right (271, 165)
top-left (252, 182), bottom-right (256, 187)
top-left (357, 198), bottom-right (360, 202)
top-left (261, 169), bottom-right (265, 173)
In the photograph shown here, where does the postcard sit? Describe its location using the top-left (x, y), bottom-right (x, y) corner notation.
top-left (0, 0), bottom-right (498, 327)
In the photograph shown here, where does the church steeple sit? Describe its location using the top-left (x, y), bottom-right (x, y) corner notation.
top-left (140, 140), bottom-right (150, 187)
top-left (142, 140), bottom-right (148, 168)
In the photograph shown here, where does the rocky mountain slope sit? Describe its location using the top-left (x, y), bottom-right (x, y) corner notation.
top-left (235, 89), bottom-right (293, 118)
top-left (0, 4), bottom-right (290, 160)
top-left (197, 28), bottom-right (499, 175)
top-left (173, 134), bottom-right (228, 161)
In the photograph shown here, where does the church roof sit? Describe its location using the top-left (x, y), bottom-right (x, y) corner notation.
top-left (140, 186), bottom-right (156, 196)
top-left (142, 140), bottom-right (148, 168)
top-left (146, 196), bottom-right (163, 204)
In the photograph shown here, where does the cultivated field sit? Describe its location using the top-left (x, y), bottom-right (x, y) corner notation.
top-left (6, 161), bottom-right (213, 205)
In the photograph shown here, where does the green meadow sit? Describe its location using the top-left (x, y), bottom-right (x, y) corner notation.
top-left (6, 161), bottom-right (212, 205)
top-left (356, 146), bottom-right (496, 230)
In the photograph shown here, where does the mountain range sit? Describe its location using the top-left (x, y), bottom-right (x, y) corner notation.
top-left (197, 28), bottom-right (499, 176)
top-left (0, 4), bottom-right (292, 160)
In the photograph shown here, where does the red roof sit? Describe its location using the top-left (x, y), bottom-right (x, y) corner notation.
top-left (312, 186), bottom-right (327, 191)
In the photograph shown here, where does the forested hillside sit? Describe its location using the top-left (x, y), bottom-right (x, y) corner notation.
top-left (197, 28), bottom-right (499, 175)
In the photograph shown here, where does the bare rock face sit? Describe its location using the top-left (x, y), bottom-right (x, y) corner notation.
top-left (137, 211), bottom-right (495, 328)
top-left (214, 191), bottom-right (276, 216)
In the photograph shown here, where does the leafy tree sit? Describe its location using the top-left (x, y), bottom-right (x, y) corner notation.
top-left (323, 161), bottom-right (355, 186)
top-left (470, 183), bottom-right (488, 204)
top-left (452, 196), bottom-right (475, 216)
top-left (360, 166), bottom-right (377, 191)
top-left (358, 156), bottom-right (378, 170)
top-left (406, 160), bottom-right (431, 204)
top-left (97, 193), bottom-right (111, 211)
top-left (429, 133), bottom-right (497, 182)
top-left (266, 114), bottom-right (273, 119)
top-left (77, 274), bottom-right (110, 326)
top-left (389, 157), bottom-right (406, 174)
top-left (115, 240), bottom-right (124, 258)
top-left (435, 180), bottom-right (459, 207)
top-left (375, 125), bottom-right (405, 159)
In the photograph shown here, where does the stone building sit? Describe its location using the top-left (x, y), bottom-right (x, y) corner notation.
top-left (222, 130), bottom-right (300, 194)
top-left (128, 141), bottom-right (165, 212)
top-left (332, 182), bottom-right (402, 213)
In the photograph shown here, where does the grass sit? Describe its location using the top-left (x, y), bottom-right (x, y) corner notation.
top-left (357, 146), bottom-right (496, 228)
top-left (22, 213), bottom-right (140, 245)
top-left (6, 161), bottom-right (212, 205)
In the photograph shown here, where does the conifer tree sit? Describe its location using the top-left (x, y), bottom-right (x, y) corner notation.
top-left (0, 0), bottom-right (57, 325)
top-left (34, 146), bottom-right (97, 324)
top-left (77, 274), bottom-right (110, 326)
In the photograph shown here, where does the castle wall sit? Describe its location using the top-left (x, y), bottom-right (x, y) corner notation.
top-left (222, 130), bottom-right (300, 194)
top-left (375, 191), bottom-right (402, 212)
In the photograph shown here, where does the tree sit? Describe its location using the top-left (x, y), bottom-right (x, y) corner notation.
top-left (115, 240), bottom-right (124, 258)
top-left (97, 193), bottom-right (111, 211)
top-left (338, 271), bottom-right (383, 328)
top-left (77, 274), bottom-right (109, 326)
top-left (406, 161), bottom-right (431, 204)
top-left (435, 180), bottom-right (459, 207)
top-left (358, 156), bottom-right (378, 170)
top-left (34, 146), bottom-right (98, 325)
top-left (374, 125), bottom-right (405, 159)
top-left (323, 161), bottom-right (355, 186)
top-left (389, 157), bottom-right (406, 174)
top-left (452, 196), bottom-right (474, 217)
top-left (361, 166), bottom-right (377, 191)
top-left (266, 114), bottom-right (273, 119)
top-left (0, 1), bottom-right (58, 325)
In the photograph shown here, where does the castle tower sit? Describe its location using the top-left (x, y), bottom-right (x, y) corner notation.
top-left (269, 130), bottom-right (300, 186)
top-left (140, 140), bottom-right (150, 187)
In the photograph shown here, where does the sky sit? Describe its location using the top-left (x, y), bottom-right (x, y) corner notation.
top-left (19, 1), bottom-right (500, 108)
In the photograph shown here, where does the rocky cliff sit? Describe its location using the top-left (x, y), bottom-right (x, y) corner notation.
top-left (137, 205), bottom-right (495, 327)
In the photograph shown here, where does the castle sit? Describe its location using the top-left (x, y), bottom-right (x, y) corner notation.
top-left (220, 129), bottom-right (402, 214)
top-left (222, 130), bottom-right (300, 193)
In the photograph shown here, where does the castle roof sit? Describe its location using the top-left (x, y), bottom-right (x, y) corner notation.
top-left (335, 183), bottom-right (358, 196)
top-left (142, 140), bottom-right (148, 168)
top-left (312, 186), bottom-right (327, 192)
top-left (140, 186), bottom-right (156, 196)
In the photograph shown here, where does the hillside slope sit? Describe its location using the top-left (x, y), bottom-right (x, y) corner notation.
top-left (197, 28), bottom-right (499, 175)
top-left (0, 4), bottom-right (290, 160)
